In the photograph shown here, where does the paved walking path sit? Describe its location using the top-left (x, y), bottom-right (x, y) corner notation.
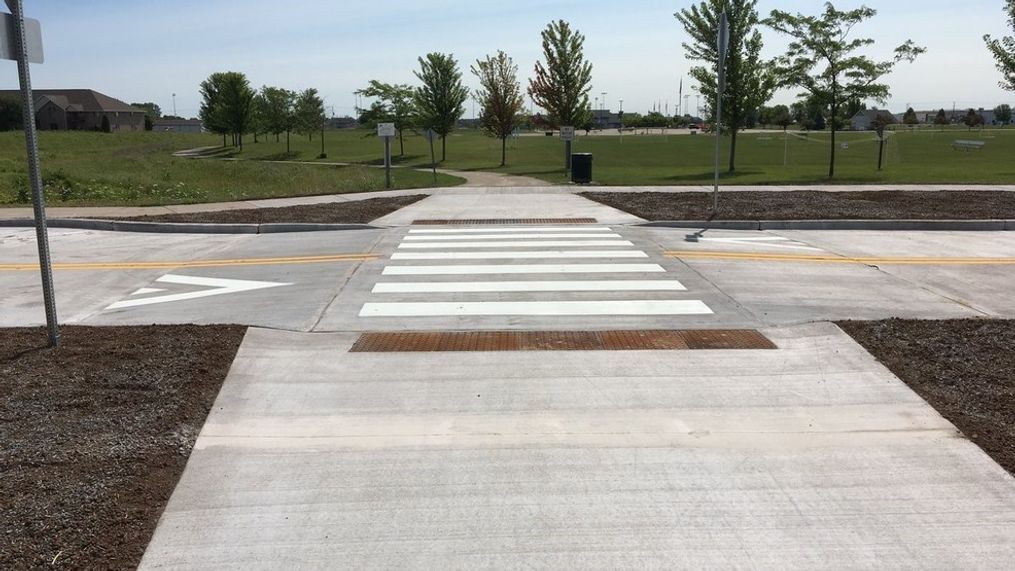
top-left (3, 183), bottom-right (1015, 221)
top-left (124, 190), bottom-right (1015, 569)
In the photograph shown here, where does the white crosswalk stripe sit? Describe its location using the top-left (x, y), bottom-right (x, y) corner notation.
top-left (360, 227), bottom-right (715, 319)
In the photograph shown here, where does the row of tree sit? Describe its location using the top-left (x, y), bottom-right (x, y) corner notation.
top-left (354, 20), bottom-right (590, 167)
top-left (198, 72), bottom-right (325, 152)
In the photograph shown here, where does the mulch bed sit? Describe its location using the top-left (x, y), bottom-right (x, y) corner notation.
top-left (583, 191), bottom-right (1015, 220)
top-left (1, 325), bottom-right (247, 569)
top-left (838, 319), bottom-right (1015, 476)
top-left (108, 194), bottom-right (428, 225)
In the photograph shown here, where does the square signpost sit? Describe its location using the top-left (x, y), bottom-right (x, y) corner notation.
top-left (560, 125), bottom-right (575, 178)
top-left (3, 0), bottom-right (58, 347)
top-left (377, 122), bottom-right (395, 189)
top-left (712, 10), bottom-right (729, 214)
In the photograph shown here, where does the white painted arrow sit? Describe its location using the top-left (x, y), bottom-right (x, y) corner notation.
top-left (106, 274), bottom-right (291, 310)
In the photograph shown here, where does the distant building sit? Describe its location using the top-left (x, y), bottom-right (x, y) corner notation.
top-left (0, 89), bottom-right (145, 132)
top-left (850, 109), bottom-right (898, 131)
top-left (153, 118), bottom-right (203, 133)
top-left (593, 109), bottom-right (622, 129)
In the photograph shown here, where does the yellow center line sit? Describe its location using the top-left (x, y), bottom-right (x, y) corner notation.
top-left (665, 251), bottom-right (1015, 265)
top-left (0, 253), bottom-right (380, 272)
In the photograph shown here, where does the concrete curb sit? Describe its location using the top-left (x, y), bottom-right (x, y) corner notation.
top-left (0, 218), bottom-right (378, 234)
top-left (638, 220), bottom-right (1015, 231)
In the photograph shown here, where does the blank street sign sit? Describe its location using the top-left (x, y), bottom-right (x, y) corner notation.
top-left (0, 11), bottom-right (44, 64)
top-left (377, 123), bottom-right (395, 137)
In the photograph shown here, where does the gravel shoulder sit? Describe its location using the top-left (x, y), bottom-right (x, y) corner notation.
top-left (838, 319), bottom-right (1015, 476)
top-left (104, 194), bottom-right (428, 224)
top-left (582, 191), bottom-right (1015, 220)
top-left (1, 325), bottom-right (247, 569)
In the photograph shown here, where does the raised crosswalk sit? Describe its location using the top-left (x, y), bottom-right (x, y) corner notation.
top-left (360, 226), bottom-right (715, 318)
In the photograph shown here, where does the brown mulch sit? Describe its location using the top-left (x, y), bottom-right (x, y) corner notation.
top-left (108, 194), bottom-right (428, 224)
top-left (582, 191), bottom-right (1015, 220)
top-left (838, 319), bottom-right (1015, 476)
top-left (1, 325), bottom-right (247, 569)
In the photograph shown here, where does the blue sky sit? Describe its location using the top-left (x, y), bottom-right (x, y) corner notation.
top-left (4, 0), bottom-right (1012, 118)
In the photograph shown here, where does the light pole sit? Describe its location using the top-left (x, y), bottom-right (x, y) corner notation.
top-left (172, 93), bottom-right (176, 117)
top-left (712, 10), bottom-right (730, 213)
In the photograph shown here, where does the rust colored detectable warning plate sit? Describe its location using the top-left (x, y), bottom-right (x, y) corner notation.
top-left (350, 330), bottom-right (776, 352)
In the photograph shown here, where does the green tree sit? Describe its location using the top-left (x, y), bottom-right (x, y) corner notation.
top-left (472, 51), bottom-right (525, 166)
top-left (0, 96), bottom-right (22, 131)
top-left (995, 103), bottom-right (1013, 124)
top-left (414, 52), bottom-right (469, 161)
top-left (964, 108), bottom-right (985, 130)
top-left (903, 107), bottom-right (919, 125)
top-left (528, 20), bottom-right (594, 128)
top-left (984, 1), bottom-right (1015, 91)
top-left (934, 108), bottom-right (950, 128)
top-left (131, 102), bottom-right (161, 131)
top-left (771, 104), bottom-right (792, 130)
top-left (676, 0), bottom-right (776, 172)
top-left (356, 81), bottom-right (416, 156)
top-left (255, 87), bottom-right (296, 151)
top-left (294, 88), bottom-right (325, 141)
top-left (200, 72), bottom-right (253, 148)
top-left (765, 3), bottom-right (925, 177)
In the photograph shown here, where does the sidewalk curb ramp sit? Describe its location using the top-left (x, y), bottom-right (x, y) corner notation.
top-left (639, 219), bottom-right (1015, 231)
top-left (0, 218), bottom-right (378, 234)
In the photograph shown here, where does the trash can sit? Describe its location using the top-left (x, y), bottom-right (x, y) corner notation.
top-left (571, 153), bottom-right (593, 184)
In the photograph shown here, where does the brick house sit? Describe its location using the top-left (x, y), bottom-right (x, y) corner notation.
top-left (0, 89), bottom-right (146, 132)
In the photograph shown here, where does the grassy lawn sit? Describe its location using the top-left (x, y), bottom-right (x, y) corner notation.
top-left (234, 126), bottom-right (1015, 186)
top-left (0, 131), bottom-right (463, 206)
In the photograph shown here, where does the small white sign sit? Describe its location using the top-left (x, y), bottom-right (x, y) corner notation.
top-left (0, 12), bottom-right (44, 64)
top-left (841, 142), bottom-right (849, 150)
top-left (377, 123), bottom-right (396, 137)
top-left (560, 126), bottom-right (575, 141)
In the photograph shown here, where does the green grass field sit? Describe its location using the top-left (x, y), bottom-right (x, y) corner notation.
top-left (233, 126), bottom-right (1015, 186)
top-left (1, 126), bottom-right (1012, 207)
top-left (0, 131), bottom-right (464, 206)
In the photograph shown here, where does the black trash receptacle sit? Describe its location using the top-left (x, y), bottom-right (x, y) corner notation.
top-left (571, 153), bottom-right (593, 184)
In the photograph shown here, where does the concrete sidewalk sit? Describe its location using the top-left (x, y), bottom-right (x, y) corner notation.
top-left (3, 184), bottom-right (1014, 221)
top-left (139, 323), bottom-right (1015, 568)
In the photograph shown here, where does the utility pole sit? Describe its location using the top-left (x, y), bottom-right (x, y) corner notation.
top-left (172, 92), bottom-right (177, 116)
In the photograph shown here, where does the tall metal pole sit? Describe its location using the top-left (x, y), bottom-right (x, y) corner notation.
top-left (8, 0), bottom-right (58, 346)
top-left (712, 10), bottom-right (729, 213)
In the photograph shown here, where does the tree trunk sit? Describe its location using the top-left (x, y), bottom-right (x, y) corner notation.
top-left (728, 129), bottom-right (738, 173)
top-left (276, 133), bottom-right (279, 143)
top-left (501, 136), bottom-right (506, 167)
top-left (829, 100), bottom-right (837, 179)
top-left (239, 133), bottom-right (243, 152)
top-left (222, 133), bottom-right (226, 147)
top-left (398, 129), bottom-right (405, 156)
top-left (441, 135), bottom-right (446, 162)
top-left (286, 130), bottom-right (290, 154)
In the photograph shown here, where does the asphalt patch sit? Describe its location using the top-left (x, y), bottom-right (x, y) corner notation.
top-left (1, 325), bottom-right (247, 569)
top-left (838, 319), bottom-right (1015, 476)
top-left (583, 191), bottom-right (1015, 220)
top-left (108, 194), bottom-right (428, 224)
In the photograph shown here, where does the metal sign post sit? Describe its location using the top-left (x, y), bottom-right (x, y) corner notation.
top-left (712, 10), bottom-right (729, 214)
top-left (560, 126), bottom-right (575, 177)
top-left (425, 129), bottom-right (438, 186)
top-left (377, 123), bottom-right (395, 189)
top-left (3, 0), bottom-right (58, 347)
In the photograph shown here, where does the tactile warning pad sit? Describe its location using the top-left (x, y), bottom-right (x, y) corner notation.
top-left (349, 330), bottom-right (776, 352)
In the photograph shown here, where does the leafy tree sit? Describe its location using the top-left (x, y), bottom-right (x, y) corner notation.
top-left (934, 108), bottom-right (950, 128)
top-left (765, 3), bottom-right (925, 177)
top-left (356, 81), bottom-right (416, 156)
top-left (995, 103), bottom-right (1013, 124)
top-left (255, 87), bottom-right (296, 151)
top-left (984, 1), bottom-right (1015, 91)
top-left (131, 102), bottom-right (161, 131)
top-left (641, 111), bottom-right (670, 128)
top-left (528, 20), bottom-right (593, 128)
top-left (200, 72), bottom-right (252, 147)
top-left (964, 108), bottom-right (985, 130)
top-left (790, 101), bottom-right (808, 125)
top-left (812, 109), bottom-right (826, 131)
top-left (414, 52), bottom-right (469, 161)
top-left (293, 88), bottom-right (325, 141)
top-left (0, 96), bottom-right (23, 131)
top-left (676, 0), bottom-right (776, 172)
top-left (903, 107), bottom-right (919, 125)
top-left (471, 51), bottom-right (525, 166)
top-left (771, 104), bottom-right (792, 130)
